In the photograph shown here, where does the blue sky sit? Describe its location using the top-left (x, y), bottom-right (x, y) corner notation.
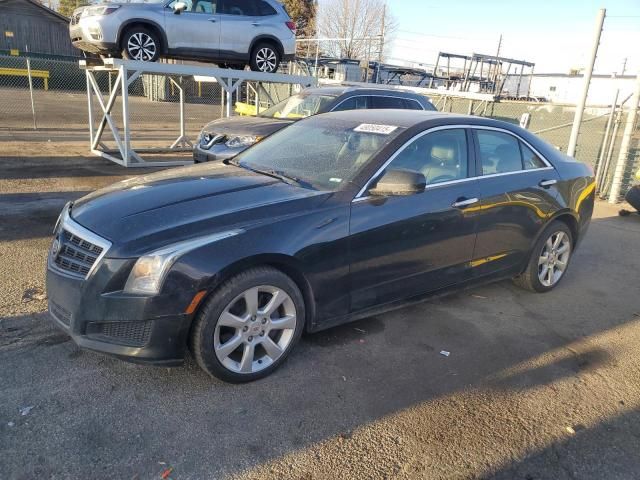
top-left (386, 0), bottom-right (640, 74)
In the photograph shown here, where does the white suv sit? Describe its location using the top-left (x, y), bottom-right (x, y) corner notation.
top-left (69, 0), bottom-right (296, 73)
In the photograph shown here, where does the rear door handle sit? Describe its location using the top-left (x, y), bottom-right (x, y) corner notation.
top-left (452, 197), bottom-right (479, 208)
top-left (539, 179), bottom-right (557, 188)
top-left (251, 22), bottom-right (261, 26)
top-left (208, 18), bottom-right (217, 22)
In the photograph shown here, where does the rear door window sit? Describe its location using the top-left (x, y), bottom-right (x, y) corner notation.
top-left (520, 142), bottom-right (547, 169)
top-left (369, 96), bottom-right (406, 109)
top-left (220, 0), bottom-right (258, 15)
top-left (402, 99), bottom-right (424, 110)
top-left (332, 96), bottom-right (369, 111)
top-left (476, 130), bottom-right (523, 175)
top-left (256, 0), bottom-right (276, 15)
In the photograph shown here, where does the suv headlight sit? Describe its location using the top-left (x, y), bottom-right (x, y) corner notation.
top-left (82, 5), bottom-right (120, 17)
top-left (225, 135), bottom-right (261, 148)
top-left (124, 229), bottom-right (243, 295)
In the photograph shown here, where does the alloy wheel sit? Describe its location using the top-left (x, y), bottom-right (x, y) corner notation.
top-left (255, 47), bottom-right (278, 72)
top-left (127, 33), bottom-right (157, 61)
top-left (538, 231), bottom-right (571, 287)
top-left (214, 285), bottom-right (297, 374)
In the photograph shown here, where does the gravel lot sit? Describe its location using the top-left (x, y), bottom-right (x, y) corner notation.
top-left (1, 136), bottom-right (640, 480)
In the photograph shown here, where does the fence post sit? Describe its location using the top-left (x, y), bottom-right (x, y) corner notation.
top-left (567, 8), bottom-right (606, 158)
top-left (595, 88), bottom-right (619, 188)
top-left (608, 71), bottom-right (640, 203)
top-left (25, 45), bottom-right (37, 130)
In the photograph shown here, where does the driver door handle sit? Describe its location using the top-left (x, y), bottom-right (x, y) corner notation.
top-left (539, 179), bottom-right (557, 188)
top-left (452, 197), bottom-right (479, 208)
top-left (251, 22), bottom-right (262, 26)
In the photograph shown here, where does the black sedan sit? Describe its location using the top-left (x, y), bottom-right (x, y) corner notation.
top-left (47, 110), bottom-right (595, 382)
top-left (193, 86), bottom-right (436, 163)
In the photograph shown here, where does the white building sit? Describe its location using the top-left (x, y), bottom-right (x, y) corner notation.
top-left (503, 73), bottom-right (637, 106)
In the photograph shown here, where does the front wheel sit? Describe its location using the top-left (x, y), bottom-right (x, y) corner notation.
top-left (249, 42), bottom-right (280, 73)
top-left (513, 220), bottom-right (573, 292)
top-left (121, 28), bottom-right (160, 62)
top-left (190, 267), bottom-right (305, 383)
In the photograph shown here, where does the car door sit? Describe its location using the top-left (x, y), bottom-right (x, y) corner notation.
top-left (470, 127), bottom-right (562, 277)
top-left (349, 127), bottom-right (481, 312)
top-left (164, 0), bottom-right (221, 56)
top-left (218, 0), bottom-right (271, 57)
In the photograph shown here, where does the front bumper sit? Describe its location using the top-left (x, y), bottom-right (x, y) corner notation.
top-left (69, 19), bottom-right (118, 55)
top-left (47, 254), bottom-right (194, 366)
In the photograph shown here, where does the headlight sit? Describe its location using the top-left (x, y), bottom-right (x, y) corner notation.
top-left (225, 135), bottom-right (260, 148)
top-left (123, 229), bottom-right (243, 295)
top-left (82, 5), bottom-right (120, 17)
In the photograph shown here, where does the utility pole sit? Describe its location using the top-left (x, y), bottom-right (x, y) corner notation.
top-left (375, 2), bottom-right (386, 84)
top-left (567, 8), bottom-right (606, 158)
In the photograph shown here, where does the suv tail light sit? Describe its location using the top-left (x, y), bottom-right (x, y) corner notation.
top-left (286, 21), bottom-right (297, 34)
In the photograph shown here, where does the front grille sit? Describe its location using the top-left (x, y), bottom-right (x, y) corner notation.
top-left (49, 301), bottom-right (72, 327)
top-left (87, 321), bottom-right (153, 347)
top-left (51, 229), bottom-right (104, 279)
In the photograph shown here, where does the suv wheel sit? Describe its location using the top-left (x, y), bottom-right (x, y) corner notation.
top-left (121, 27), bottom-right (160, 62)
top-left (190, 267), bottom-right (305, 383)
top-left (250, 42), bottom-right (280, 73)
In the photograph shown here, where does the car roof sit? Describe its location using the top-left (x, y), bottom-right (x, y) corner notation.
top-left (303, 85), bottom-right (426, 98)
top-left (309, 109), bottom-right (528, 132)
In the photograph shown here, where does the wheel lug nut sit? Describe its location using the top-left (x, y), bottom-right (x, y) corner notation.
top-left (251, 316), bottom-right (256, 322)
top-left (261, 318), bottom-right (267, 324)
top-left (260, 331), bottom-right (265, 336)
top-left (243, 326), bottom-right (248, 332)
top-left (248, 336), bottom-right (253, 342)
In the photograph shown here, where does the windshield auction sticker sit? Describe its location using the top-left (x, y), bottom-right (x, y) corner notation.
top-left (354, 124), bottom-right (398, 135)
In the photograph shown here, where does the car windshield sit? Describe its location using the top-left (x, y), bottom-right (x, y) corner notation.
top-left (259, 93), bottom-right (337, 119)
top-left (232, 116), bottom-right (405, 191)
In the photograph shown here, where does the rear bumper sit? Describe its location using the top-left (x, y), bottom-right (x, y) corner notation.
top-left (46, 262), bottom-right (193, 366)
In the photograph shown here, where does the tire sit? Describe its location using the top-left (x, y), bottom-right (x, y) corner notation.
top-left (249, 42), bottom-right (280, 73)
top-left (513, 220), bottom-right (573, 293)
top-left (121, 27), bottom-right (160, 62)
top-left (190, 267), bottom-right (305, 383)
top-left (625, 185), bottom-right (640, 212)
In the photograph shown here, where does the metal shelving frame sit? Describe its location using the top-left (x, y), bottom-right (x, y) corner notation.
top-left (81, 58), bottom-right (316, 168)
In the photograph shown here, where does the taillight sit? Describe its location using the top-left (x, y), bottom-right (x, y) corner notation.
top-left (286, 21), bottom-right (297, 34)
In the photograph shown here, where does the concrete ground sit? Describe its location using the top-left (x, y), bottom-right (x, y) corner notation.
top-left (1, 139), bottom-right (640, 480)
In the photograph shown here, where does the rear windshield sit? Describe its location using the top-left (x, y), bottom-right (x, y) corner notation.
top-left (234, 116), bottom-right (405, 191)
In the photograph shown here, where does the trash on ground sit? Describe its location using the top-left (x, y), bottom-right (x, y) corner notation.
top-left (440, 350), bottom-right (450, 357)
top-left (21, 288), bottom-right (47, 303)
top-left (342, 376), bottom-right (347, 381)
top-left (8, 421), bottom-right (15, 427)
top-left (471, 294), bottom-right (487, 299)
top-left (160, 466), bottom-right (173, 479)
top-left (354, 328), bottom-right (366, 333)
top-left (565, 426), bottom-right (576, 435)
top-left (19, 406), bottom-right (34, 416)
top-left (358, 339), bottom-right (365, 344)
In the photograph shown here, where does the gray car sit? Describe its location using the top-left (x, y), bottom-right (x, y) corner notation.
top-left (194, 86), bottom-right (437, 163)
top-left (69, 0), bottom-right (296, 72)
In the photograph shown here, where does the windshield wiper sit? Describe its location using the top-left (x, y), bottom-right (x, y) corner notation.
top-left (225, 159), bottom-right (312, 189)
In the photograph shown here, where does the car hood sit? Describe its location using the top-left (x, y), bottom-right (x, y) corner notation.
top-left (70, 162), bottom-right (329, 257)
top-left (200, 116), bottom-right (294, 137)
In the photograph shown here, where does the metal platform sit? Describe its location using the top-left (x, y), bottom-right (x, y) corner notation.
top-left (81, 58), bottom-right (317, 168)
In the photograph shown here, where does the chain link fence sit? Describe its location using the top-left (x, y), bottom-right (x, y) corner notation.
top-left (1, 53), bottom-right (638, 199)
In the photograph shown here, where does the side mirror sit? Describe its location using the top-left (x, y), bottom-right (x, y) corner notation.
top-left (173, 1), bottom-right (187, 14)
top-left (369, 169), bottom-right (426, 196)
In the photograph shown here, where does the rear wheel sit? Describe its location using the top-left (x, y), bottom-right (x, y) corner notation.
top-left (513, 220), bottom-right (573, 292)
top-left (121, 27), bottom-right (160, 62)
top-left (249, 42), bottom-right (280, 73)
top-left (190, 267), bottom-right (305, 383)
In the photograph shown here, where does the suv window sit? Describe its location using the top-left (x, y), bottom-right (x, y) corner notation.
top-left (332, 96), bottom-right (369, 111)
top-left (256, 0), bottom-right (277, 15)
top-left (220, 0), bottom-right (258, 15)
top-left (369, 96), bottom-right (406, 109)
top-left (387, 129), bottom-right (468, 185)
top-left (193, 0), bottom-right (216, 13)
top-left (402, 99), bottom-right (425, 110)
